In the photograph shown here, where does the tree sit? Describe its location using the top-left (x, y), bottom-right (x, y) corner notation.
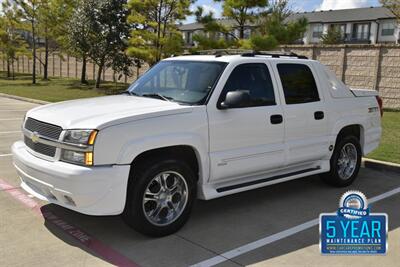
top-left (257, 0), bottom-right (307, 44)
top-left (128, 0), bottom-right (192, 65)
top-left (321, 27), bottom-right (344, 44)
top-left (84, 0), bottom-right (133, 88)
top-left (35, 0), bottom-right (52, 80)
top-left (0, 1), bottom-right (29, 79)
top-left (216, 0), bottom-right (269, 39)
top-left (193, 0), bottom-right (307, 51)
top-left (65, 0), bottom-right (91, 84)
top-left (380, 0), bottom-right (400, 20)
top-left (15, 0), bottom-right (41, 84)
top-left (192, 7), bottom-right (235, 50)
top-left (33, 0), bottom-right (76, 80)
top-left (194, 6), bottom-right (238, 40)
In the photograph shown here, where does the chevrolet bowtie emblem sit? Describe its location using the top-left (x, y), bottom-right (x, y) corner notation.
top-left (31, 132), bottom-right (40, 143)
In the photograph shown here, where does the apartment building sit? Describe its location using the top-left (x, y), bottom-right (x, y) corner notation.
top-left (288, 7), bottom-right (399, 44)
top-left (178, 6), bottom-right (399, 46)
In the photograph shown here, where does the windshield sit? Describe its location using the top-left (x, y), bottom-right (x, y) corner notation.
top-left (128, 60), bottom-right (227, 104)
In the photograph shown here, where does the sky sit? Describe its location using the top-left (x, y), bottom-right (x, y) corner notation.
top-left (185, 0), bottom-right (381, 23)
top-left (0, 0), bottom-right (382, 21)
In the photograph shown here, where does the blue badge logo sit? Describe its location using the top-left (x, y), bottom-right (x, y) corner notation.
top-left (320, 190), bottom-right (388, 255)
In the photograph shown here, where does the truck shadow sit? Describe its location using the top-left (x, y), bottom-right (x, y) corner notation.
top-left (40, 168), bottom-right (400, 267)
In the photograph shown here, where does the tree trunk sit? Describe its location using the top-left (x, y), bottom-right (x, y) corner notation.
top-left (6, 57), bottom-right (10, 78)
top-left (239, 26), bottom-right (244, 39)
top-left (31, 22), bottom-right (36, 84)
top-left (95, 63), bottom-right (103, 89)
top-left (43, 36), bottom-right (49, 80)
top-left (11, 59), bottom-right (15, 80)
top-left (80, 56), bottom-right (87, 84)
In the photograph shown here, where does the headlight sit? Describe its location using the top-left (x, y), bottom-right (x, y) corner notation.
top-left (61, 130), bottom-right (97, 166)
top-left (63, 130), bottom-right (97, 145)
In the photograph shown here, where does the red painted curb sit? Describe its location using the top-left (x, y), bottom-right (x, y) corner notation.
top-left (0, 178), bottom-right (140, 267)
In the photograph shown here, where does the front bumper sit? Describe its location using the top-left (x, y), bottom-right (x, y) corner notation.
top-left (12, 141), bottom-right (130, 215)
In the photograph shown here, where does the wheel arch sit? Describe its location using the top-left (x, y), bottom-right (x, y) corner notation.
top-left (130, 145), bottom-right (201, 180)
top-left (335, 124), bottom-right (365, 153)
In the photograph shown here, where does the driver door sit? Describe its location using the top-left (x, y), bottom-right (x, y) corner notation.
top-left (207, 63), bottom-right (285, 182)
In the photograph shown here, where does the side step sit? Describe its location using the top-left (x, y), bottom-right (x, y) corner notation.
top-left (216, 167), bottom-right (321, 193)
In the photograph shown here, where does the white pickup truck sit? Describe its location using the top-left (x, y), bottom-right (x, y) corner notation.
top-left (12, 52), bottom-right (382, 236)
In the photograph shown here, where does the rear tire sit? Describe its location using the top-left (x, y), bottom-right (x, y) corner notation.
top-left (123, 157), bottom-right (196, 237)
top-left (321, 135), bottom-right (361, 187)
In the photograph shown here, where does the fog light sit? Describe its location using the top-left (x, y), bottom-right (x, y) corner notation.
top-left (85, 152), bottom-right (93, 166)
top-left (61, 150), bottom-right (85, 164)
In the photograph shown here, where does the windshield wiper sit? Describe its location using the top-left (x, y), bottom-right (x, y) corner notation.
top-left (123, 91), bottom-right (140, 96)
top-left (141, 93), bottom-right (173, 102)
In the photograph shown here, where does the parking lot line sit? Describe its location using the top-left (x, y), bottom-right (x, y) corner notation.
top-left (0, 118), bottom-right (22, 121)
top-left (0, 154), bottom-right (12, 157)
top-left (191, 186), bottom-right (400, 267)
top-left (0, 178), bottom-right (140, 267)
top-left (0, 110), bottom-right (27, 112)
top-left (0, 131), bottom-right (21, 134)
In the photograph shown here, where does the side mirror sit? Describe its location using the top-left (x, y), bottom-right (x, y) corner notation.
top-left (220, 90), bottom-right (250, 109)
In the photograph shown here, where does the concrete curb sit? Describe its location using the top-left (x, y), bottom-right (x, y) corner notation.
top-left (0, 93), bottom-right (49, 105)
top-left (363, 158), bottom-right (400, 173)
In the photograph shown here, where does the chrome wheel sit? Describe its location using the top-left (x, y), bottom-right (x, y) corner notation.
top-left (142, 171), bottom-right (188, 226)
top-left (337, 143), bottom-right (358, 180)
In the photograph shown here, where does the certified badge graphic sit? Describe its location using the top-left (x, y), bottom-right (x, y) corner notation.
top-left (320, 190), bottom-right (388, 255)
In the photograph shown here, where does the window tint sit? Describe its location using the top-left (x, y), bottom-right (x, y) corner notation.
top-left (277, 64), bottom-right (320, 104)
top-left (220, 63), bottom-right (276, 108)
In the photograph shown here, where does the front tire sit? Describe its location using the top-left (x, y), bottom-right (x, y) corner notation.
top-left (321, 135), bottom-right (362, 187)
top-left (123, 158), bottom-right (196, 237)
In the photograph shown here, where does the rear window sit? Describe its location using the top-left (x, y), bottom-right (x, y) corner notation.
top-left (277, 64), bottom-right (320, 104)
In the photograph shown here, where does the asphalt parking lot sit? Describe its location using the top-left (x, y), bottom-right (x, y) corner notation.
top-left (0, 96), bottom-right (399, 267)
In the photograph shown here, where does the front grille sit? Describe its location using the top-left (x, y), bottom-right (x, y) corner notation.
top-left (25, 118), bottom-right (62, 140)
top-left (24, 136), bottom-right (57, 157)
top-left (24, 118), bottom-right (62, 157)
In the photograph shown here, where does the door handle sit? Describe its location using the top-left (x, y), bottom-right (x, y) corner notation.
top-left (270, 114), bottom-right (283, 124)
top-left (314, 111), bottom-right (324, 120)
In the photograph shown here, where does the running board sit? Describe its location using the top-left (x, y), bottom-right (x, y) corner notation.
top-left (216, 167), bottom-right (321, 193)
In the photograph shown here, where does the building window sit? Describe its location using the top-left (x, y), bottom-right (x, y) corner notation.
top-left (382, 22), bottom-right (395, 36)
top-left (333, 24), bottom-right (346, 38)
top-left (312, 24), bottom-right (323, 38)
top-left (353, 23), bottom-right (369, 40)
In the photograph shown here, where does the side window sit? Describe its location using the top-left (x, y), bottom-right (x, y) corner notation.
top-left (277, 64), bottom-right (320, 104)
top-left (220, 63), bottom-right (276, 108)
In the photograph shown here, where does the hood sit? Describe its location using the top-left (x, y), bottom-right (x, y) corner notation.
top-left (26, 95), bottom-right (193, 129)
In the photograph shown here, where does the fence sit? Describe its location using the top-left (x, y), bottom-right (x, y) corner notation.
top-left (1, 44), bottom-right (400, 108)
top-left (0, 52), bottom-right (147, 84)
top-left (280, 44), bottom-right (400, 109)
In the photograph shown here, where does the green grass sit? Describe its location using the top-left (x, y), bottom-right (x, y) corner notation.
top-left (1, 72), bottom-right (399, 163)
top-left (367, 111), bottom-right (400, 164)
top-left (0, 72), bottom-right (129, 102)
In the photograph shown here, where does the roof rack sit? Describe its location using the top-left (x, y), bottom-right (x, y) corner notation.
top-left (190, 49), bottom-right (253, 57)
top-left (241, 51), bottom-right (308, 59)
top-left (183, 49), bottom-right (308, 59)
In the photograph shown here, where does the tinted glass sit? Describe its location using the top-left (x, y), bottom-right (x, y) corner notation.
top-left (277, 64), bottom-right (320, 104)
top-left (220, 63), bottom-right (276, 108)
top-left (128, 61), bottom-right (227, 104)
